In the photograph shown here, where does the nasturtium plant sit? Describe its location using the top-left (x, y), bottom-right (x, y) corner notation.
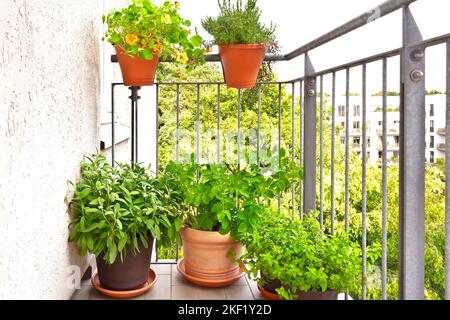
top-left (103, 0), bottom-right (205, 69)
top-left (238, 211), bottom-right (372, 300)
top-left (161, 149), bottom-right (302, 240)
top-left (67, 153), bottom-right (181, 265)
top-left (202, 0), bottom-right (276, 45)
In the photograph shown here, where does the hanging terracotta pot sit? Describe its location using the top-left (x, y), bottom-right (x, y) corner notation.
top-left (218, 44), bottom-right (266, 89)
top-left (115, 46), bottom-right (159, 86)
top-left (177, 227), bottom-right (243, 287)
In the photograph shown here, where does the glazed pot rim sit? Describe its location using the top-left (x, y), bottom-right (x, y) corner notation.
top-left (218, 43), bottom-right (266, 49)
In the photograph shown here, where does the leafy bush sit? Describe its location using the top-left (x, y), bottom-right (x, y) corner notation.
top-left (103, 0), bottom-right (204, 68)
top-left (67, 153), bottom-right (181, 264)
top-left (161, 150), bottom-right (302, 240)
top-left (202, 0), bottom-right (276, 45)
top-left (239, 211), bottom-right (365, 300)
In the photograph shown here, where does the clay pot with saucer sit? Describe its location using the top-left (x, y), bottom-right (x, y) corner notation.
top-left (177, 227), bottom-right (244, 287)
top-left (115, 46), bottom-right (159, 86)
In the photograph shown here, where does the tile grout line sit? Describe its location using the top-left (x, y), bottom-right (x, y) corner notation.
top-left (244, 275), bottom-right (257, 300)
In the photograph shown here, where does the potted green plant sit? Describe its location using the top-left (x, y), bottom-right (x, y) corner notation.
top-left (162, 151), bottom-right (302, 286)
top-left (202, 0), bottom-right (276, 89)
top-left (67, 153), bottom-right (180, 295)
top-left (238, 211), bottom-right (366, 300)
top-left (103, 0), bottom-right (204, 86)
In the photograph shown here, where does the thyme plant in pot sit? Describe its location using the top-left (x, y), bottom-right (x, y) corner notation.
top-left (202, 0), bottom-right (276, 88)
top-left (238, 211), bottom-right (372, 300)
top-left (162, 151), bottom-right (302, 287)
top-left (103, 0), bottom-right (204, 86)
top-left (67, 153), bottom-right (180, 296)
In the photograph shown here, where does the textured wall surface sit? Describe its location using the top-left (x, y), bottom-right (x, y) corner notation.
top-left (0, 0), bottom-right (104, 299)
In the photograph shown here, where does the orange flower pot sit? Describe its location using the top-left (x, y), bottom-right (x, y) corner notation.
top-left (115, 46), bottom-right (159, 86)
top-left (218, 44), bottom-right (266, 89)
top-left (179, 227), bottom-right (243, 286)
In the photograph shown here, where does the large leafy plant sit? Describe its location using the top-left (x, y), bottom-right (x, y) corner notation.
top-left (67, 153), bottom-right (181, 264)
top-left (103, 0), bottom-right (204, 68)
top-left (239, 211), bottom-right (369, 300)
top-left (161, 150), bottom-right (302, 240)
top-left (202, 0), bottom-right (276, 45)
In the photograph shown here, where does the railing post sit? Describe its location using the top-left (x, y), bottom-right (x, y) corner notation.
top-left (399, 6), bottom-right (425, 300)
top-left (303, 53), bottom-right (317, 215)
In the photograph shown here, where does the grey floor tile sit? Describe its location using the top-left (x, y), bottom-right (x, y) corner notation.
top-left (196, 287), bottom-right (227, 300)
top-left (172, 285), bottom-right (198, 300)
top-left (152, 264), bottom-right (171, 275)
top-left (145, 275), bottom-right (171, 300)
top-left (171, 265), bottom-right (199, 287)
top-left (230, 275), bottom-right (247, 286)
top-left (224, 285), bottom-right (254, 300)
top-left (71, 286), bottom-right (92, 300)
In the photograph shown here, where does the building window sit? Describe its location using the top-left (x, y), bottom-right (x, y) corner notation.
top-left (340, 122), bottom-right (345, 128)
top-left (393, 151), bottom-right (399, 158)
top-left (430, 120), bottom-right (435, 133)
top-left (353, 137), bottom-right (361, 146)
top-left (367, 138), bottom-right (371, 147)
top-left (378, 121), bottom-right (382, 126)
top-left (430, 104), bottom-right (434, 117)
top-left (430, 151), bottom-right (435, 163)
top-left (353, 105), bottom-right (361, 117)
top-left (394, 136), bottom-right (400, 146)
top-left (353, 121), bottom-right (360, 130)
top-left (378, 151), bottom-right (383, 159)
top-left (341, 137), bottom-right (345, 145)
top-left (430, 136), bottom-right (435, 148)
top-left (338, 105), bottom-right (345, 117)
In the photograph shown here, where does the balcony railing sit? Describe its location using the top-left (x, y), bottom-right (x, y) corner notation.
top-left (108, 0), bottom-right (450, 300)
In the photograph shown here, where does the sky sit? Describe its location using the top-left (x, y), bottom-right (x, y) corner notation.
top-left (172, 0), bottom-right (450, 93)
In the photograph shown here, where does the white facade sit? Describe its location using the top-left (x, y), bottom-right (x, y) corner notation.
top-left (334, 94), bottom-right (446, 165)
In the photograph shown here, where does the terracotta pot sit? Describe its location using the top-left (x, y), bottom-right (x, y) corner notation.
top-left (180, 227), bottom-right (242, 281)
top-left (115, 46), bottom-right (159, 87)
top-left (262, 278), bottom-right (339, 300)
top-left (218, 44), bottom-right (266, 89)
top-left (96, 235), bottom-right (154, 291)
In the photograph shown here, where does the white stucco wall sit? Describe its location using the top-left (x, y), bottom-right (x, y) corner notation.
top-left (0, 0), bottom-right (127, 299)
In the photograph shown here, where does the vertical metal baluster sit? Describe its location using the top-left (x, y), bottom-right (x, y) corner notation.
top-left (257, 85), bottom-right (262, 164)
top-left (299, 80), bottom-right (304, 219)
top-left (304, 54), bottom-right (317, 216)
top-left (196, 84), bottom-right (200, 165)
top-left (155, 84), bottom-right (159, 262)
top-left (444, 38), bottom-right (450, 301)
top-left (278, 83), bottom-right (282, 210)
top-left (319, 75), bottom-right (324, 229)
top-left (399, 7), bottom-right (425, 300)
top-left (362, 64), bottom-right (368, 300)
top-left (217, 84), bottom-right (221, 163)
top-left (135, 88), bottom-right (139, 163)
top-left (238, 89), bottom-right (241, 169)
top-left (131, 87), bottom-right (135, 166)
top-left (344, 68), bottom-right (350, 301)
top-left (291, 82), bottom-right (296, 216)
top-left (111, 84), bottom-right (115, 167)
top-left (176, 84), bottom-right (180, 162)
top-left (331, 72), bottom-right (336, 235)
top-left (382, 58), bottom-right (388, 300)
top-left (345, 68), bottom-right (350, 232)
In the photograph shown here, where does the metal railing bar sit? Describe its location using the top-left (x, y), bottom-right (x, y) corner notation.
top-left (237, 88), bottom-right (242, 170)
top-left (176, 84), bottom-right (180, 161)
top-left (291, 82), bottom-right (296, 217)
top-left (319, 75), bottom-right (324, 229)
top-left (345, 68), bottom-right (350, 233)
top-left (217, 84), bottom-right (221, 163)
top-left (331, 72), bottom-right (336, 235)
top-left (196, 84), bottom-right (200, 164)
top-left (278, 83), bottom-right (282, 210)
top-left (299, 80), bottom-right (304, 219)
top-left (382, 57), bottom-right (388, 300)
top-left (111, 83), bottom-right (116, 167)
top-left (362, 63), bottom-right (368, 300)
top-left (155, 84), bottom-right (160, 174)
top-left (445, 39), bottom-right (450, 301)
top-left (257, 85), bottom-right (262, 164)
top-left (284, 0), bottom-right (417, 60)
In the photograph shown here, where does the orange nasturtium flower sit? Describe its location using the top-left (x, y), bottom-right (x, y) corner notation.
top-left (153, 42), bottom-right (162, 54)
top-left (177, 52), bottom-right (189, 64)
top-left (125, 34), bottom-right (139, 46)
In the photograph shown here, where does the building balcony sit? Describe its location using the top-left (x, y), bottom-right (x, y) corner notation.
top-left (376, 127), bottom-right (399, 136)
top-left (437, 143), bottom-right (446, 152)
top-left (437, 128), bottom-right (446, 136)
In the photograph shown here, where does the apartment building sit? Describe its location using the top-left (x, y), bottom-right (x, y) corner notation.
top-left (335, 94), bottom-right (446, 165)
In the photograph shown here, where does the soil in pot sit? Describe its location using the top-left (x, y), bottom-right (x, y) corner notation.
top-left (218, 44), bottom-right (266, 89)
top-left (261, 278), bottom-right (339, 300)
top-left (180, 227), bottom-right (243, 284)
top-left (96, 235), bottom-right (154, 291)
top-left (115, 46), bottom-right (159, 87)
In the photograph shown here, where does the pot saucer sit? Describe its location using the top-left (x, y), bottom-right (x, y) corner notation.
top-left (91, 268), bottom-right (157, 299)
top-left (257, 284), bottom-right (282, 300)
top-left (177, 258), bottom-right (244, 288)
